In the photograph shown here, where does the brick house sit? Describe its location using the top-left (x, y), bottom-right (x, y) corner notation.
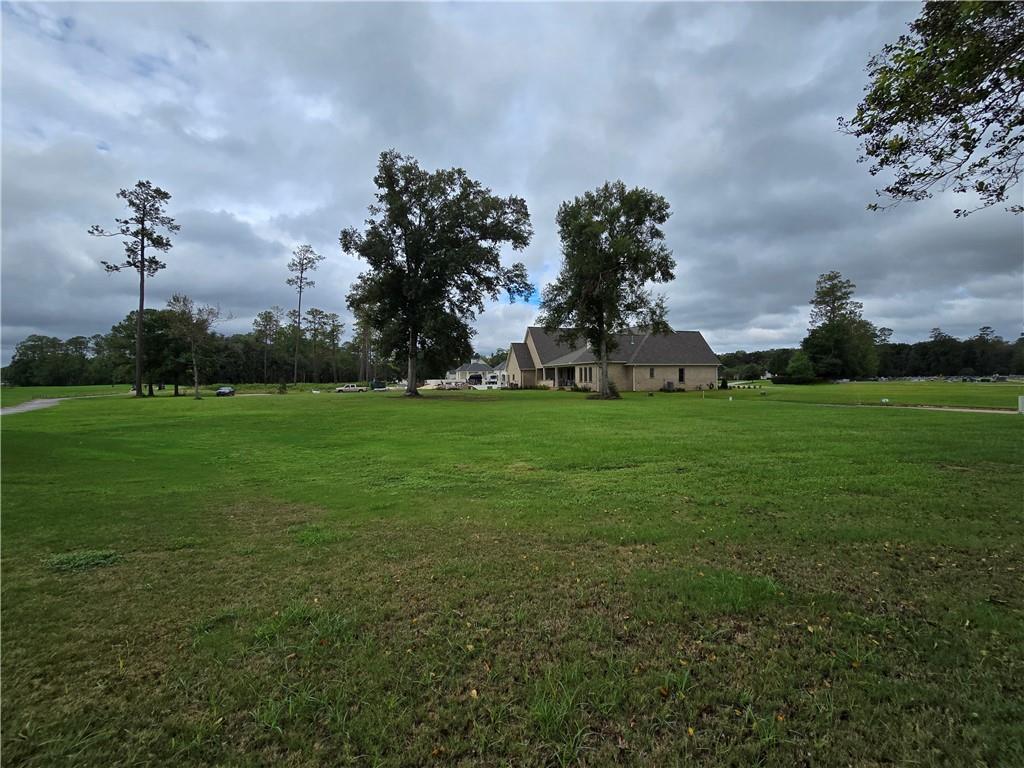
top-left (503, 327), bottom-right (721, 392)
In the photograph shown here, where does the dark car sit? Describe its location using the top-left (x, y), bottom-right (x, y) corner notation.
top-left (215, 386), bottom-right (236, 397)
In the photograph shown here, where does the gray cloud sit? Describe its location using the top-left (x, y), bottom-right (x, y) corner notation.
top-left (3, 1), bottom-right (1022, 366)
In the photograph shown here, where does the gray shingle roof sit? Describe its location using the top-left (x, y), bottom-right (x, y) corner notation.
top-left (628, 331), bottom-right (720, 365)
top-left (455, 361), bottom-right (493, 372)
top-left (509, 342), bottom-right (534, 370)
top-left (534, 328), bottom-right (720, 368)
top-left (493, 358), bottom-right (507, 371)
top-left (544, 347), bottom-right (599, 366)
top-left (525, 327), bottom-right (579, 365)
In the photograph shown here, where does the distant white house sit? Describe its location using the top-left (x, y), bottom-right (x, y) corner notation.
top-left (492, 358), bottom-right (509, 388)
top-left (446, 358), bottom-right (494, 384)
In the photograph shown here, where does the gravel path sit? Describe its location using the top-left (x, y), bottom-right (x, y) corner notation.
top-left (774, 400), bottom-right (1018, 415)
top-left (0, 398), bottom-right (66, 416)
top-left (0, 393), bottom-right (134, 416)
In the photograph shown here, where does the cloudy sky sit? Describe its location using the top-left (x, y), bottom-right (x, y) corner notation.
top-left (2, 1), bottom-right (1022, 365)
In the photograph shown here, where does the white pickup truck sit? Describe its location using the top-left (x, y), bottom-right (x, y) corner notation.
top-left (334, 384), bottom-right (368, 393)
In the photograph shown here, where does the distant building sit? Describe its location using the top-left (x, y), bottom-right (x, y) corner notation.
top-left (446, 357), bottom-right (493, 384)
top-left (502, 326), bottom-right (721, 391)
top-left (492, 357), bottom-right (509, 388)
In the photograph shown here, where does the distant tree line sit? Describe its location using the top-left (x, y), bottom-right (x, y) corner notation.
top-left (720, 272), bottom-right (1024, 383)
top-left (1, 302), bottom-right (403, 389)
top-left (722, 331), bottom-right (1024, 382)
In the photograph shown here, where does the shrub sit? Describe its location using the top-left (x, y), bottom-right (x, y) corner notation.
top-left (783, 351), bottom-right (817, 383)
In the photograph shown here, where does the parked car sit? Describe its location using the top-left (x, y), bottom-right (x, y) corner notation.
top-left (369, 380), bottom-right (388, 391)
top-left (335, 384), bottom-right (368, 393)
top-left (215, 386), bottom-right (235, 397)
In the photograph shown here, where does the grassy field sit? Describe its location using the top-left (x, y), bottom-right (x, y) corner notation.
top-left (2, 390), bottom-right (1022, 766)
top-left (713, 380), bottom-right (1024, 410)
top-left (0, 383), bottom-right (133, 407)
top-left (5, 378), bottom-right (1021, 411)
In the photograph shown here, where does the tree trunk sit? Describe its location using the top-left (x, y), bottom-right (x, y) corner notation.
top-left (293, 286), bottom-right (303, 385)
top-left (192, 339), bottom-right (201, 399)
top-left (135, 241), bottom-right (145, 397)
top-left (147, 381), bottom-right (154, 397)
top-left (405, 327), bottom-right (419, 396)
top-left (174, 382), bottom-right (180, 396)
top-left (599, 333), bottom-right (611, 398)
top-left (263, 343), bottom-right (269, 384)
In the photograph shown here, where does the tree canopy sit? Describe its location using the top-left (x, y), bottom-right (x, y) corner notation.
top-left (841, 2), bottom-right (1024, 217)
top-left (537, 180), bottom-right (674, 398)
top-left (166, 294), bottom-right (220, 399)
top-left (801, 271), bottom-right (879, 380)
top-left (341, 150), bottom-right (534, 395)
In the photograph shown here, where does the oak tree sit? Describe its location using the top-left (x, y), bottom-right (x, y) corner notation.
top-left (537, 181), bottom-right (675, 399)
top-left (841, 2), bottom-right (1024, 216)
top-left (341, 150), bottom-right (533, 396)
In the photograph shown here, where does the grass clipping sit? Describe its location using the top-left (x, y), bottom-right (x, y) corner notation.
top-left (46, 550), bottom-right (120, 572)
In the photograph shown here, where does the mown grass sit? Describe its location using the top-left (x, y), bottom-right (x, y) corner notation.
top-left (710, 379), bottom-right (1024, 409)
top-left (0, 383), bottom-right (131, 407)
top-left (44, 549), bottom-right (121, 572)
top-left (2, 389), bottom-right (1022, 766)
top-left (0, 382), bottom-right (373, 407)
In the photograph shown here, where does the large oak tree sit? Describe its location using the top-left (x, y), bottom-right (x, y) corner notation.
top-left (89, 180), bottom-right (180, 396)
top-left (341, 150), bottom-right (534, 396)
top-left (537, 181), bottom-right (675, 399)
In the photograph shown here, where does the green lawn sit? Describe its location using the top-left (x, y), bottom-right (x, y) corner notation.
top-left (2, 390), bottom-right (1022, 766)
top-left (714, 380), bottom-right (1024, 409)
top-left (0, 383), bottom-right (133, 407)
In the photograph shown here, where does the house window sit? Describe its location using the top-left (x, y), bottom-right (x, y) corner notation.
top-left (678, 368), bottom-right (685, 383)
top-left (649, 367), bottom-right (655, 378)
top-left (589, 366), bottom-right (593, 383)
